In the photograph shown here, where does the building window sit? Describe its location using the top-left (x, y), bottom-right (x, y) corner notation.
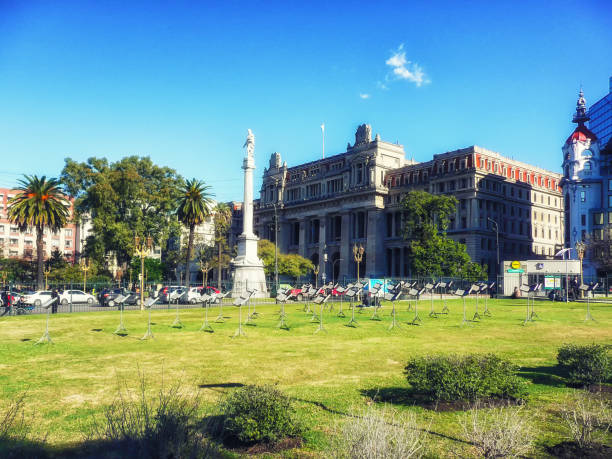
top-left (581, 214), bottom-right (586, 226)
top-left (580, 191), bottom-right (586, 202)
top-left (608, 179), bottom-right (612, 192)
top-left (594, 213), bottom-right (604, 226)
top-left (584, 161), bottom-right (592, 170)
top-left (608, 195), bottom-right (612, 208)
top-left (65, 228), bottom-right (73, 237)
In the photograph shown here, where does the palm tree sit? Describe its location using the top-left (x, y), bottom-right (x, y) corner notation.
top-left (176, 179), bottom-right (214, 288)
top-left (8, 175), bottom-right (70, 290)
top-left (213, 202), bottom-right (232, 290)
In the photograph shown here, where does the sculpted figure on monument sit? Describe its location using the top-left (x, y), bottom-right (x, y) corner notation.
top-left (353, 124), bottom-right (372, 147)
top-left (243, 129), bottom-right (255, 158)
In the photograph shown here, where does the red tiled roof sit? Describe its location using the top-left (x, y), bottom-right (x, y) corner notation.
top-left (566, 124), bottom-right (597, 144)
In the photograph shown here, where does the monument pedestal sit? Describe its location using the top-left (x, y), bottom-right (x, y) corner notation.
top-left (231, 233), bottom-right (268, 298)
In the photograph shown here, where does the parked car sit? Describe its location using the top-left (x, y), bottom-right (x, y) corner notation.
top-left (59, 290), bottom-right (96, 305)
top-left (98, 288), bottom-right (136, 307)
top-left (159, 286), bottom-right (186, 303)
top-left (21, 290), bottom-right (54, 306)
top-left (180, 287), bottom-right (205, 304)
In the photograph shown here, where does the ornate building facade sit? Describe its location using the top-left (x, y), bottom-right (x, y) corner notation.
top-left (562, 88), bottom-right (607, 277)
top-left (254, 125), bottom-right (564, 281)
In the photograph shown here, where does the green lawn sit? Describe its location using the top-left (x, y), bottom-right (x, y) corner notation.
top-left (1, 297), bottom-right (611, 457)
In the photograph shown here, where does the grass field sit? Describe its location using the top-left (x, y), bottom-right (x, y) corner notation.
top-left (1, 297), bottom-right (611, 457)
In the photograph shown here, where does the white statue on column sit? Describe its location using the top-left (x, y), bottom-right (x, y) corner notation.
top-left (231, 129), bottom-right (268, 298)
top-left (244, 129), bottom-right (255, 158)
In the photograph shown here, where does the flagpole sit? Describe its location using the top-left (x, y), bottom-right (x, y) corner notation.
top-left (321, 123), bottom-right (325, 159)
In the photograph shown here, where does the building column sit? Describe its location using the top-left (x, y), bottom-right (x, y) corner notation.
top-left (318, 216), bottom-right (327, 281)
top-left (298, 220), bottom-right (306, 257)
top-left (340, 212), bottom-right (351, 281)
top-left (471, 198), bottom-right (479, 228)
top-left (366, 209), bottom-right (383, 278)
top-left (279, 220), bottom-right (290, 253)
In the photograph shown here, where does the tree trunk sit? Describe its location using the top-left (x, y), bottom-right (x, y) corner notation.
top-left (36, 225), bottom-right (44, 290)
top-left (217, 240), bottom-right (222, 290)
top-left (185, 223), bottom-right (195, 289)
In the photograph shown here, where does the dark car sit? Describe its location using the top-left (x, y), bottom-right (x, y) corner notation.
top-left (98, 288), bottom-right (134, 307)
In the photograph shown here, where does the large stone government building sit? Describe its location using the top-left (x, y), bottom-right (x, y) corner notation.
top-left (254, 125), bottom-right (564, 281)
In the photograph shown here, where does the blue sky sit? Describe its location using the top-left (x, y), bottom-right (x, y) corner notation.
top-left (1, 0), bottom-right (611, 202)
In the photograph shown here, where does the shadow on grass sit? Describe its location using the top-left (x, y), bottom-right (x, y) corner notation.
top-left (518, 365), bottom-right (567, 387)
top-left (293, 395), bottom-right (472, 446)
top-left (199, 382), bottom-right (245, 389)
top-left (360, 387), bottom-right (415, 405)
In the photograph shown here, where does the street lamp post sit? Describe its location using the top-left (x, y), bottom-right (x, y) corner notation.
top-left (272, 203), bottom-right (279, 295)
top-left (44, 265), bottom-right (51, 290)
top-left (487, 218), bottom-right (499, 281)
top-left (134, 235), bottom-right (153, 310)
top-left (313, 264), bottom-right (319, 289)
top-left (353, 243), bottom-right (364, 283)
top-left (576, 241), bottom-right (586, 298)
top-left (323, 248), bottom-right (328, 287)
top-left (80, 258), bottom-right (90, 292)
top-left (353, 243), bottom-right (365, 300)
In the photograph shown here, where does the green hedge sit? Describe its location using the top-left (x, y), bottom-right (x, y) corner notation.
top-left (219, 385), bottom-right (302, 445)
top-left (557, 343), bottom-right (612, 386)
top-left (404, 354), bottom-right (528, 402)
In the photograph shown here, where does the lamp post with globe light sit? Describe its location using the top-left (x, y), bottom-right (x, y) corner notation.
top-left (576, 241), bottom-right (586, 298)
top-left (134, 235), bottom-right (153, 310)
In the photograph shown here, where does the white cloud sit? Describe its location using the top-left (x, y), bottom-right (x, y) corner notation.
top-left (385, 44), bottom-right (430, 87)
top-left (376, 81), bottom-right (388, 90)
top-left (359, 93), bottom-right (371, 99)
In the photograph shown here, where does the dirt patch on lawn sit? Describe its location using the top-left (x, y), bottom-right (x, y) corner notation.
top-left (547, 441), bottom-right (612, 458)
top-left (225, 437), bottom-right (303, 455)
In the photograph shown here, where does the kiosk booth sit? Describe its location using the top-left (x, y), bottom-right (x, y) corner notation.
top-left (502, 259), bottom-right (580, 297)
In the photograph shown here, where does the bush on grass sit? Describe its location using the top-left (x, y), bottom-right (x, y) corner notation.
top-left (557, 343), bottom-right (612, 387)
top-left (218, 384), bottom-right (302, 445)
top-left (0, 393), bottom-right (48, 458)
top-left (560, 392), bottom-right (612, 449)
top-left (404, 354), bottom-right (528, 402)
top-left (88, 374), bottom-right (221, 458)
top-left (331, 405), bottom-right (424, 459)
top-left (460, 403), bottom-right (533, 458)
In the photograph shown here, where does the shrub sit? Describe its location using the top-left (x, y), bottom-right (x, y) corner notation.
top-left (331, 405), bottom-right (424, 458)
top-left (460, 403), bottom-right (533, 458)
top-left (88, 374), bottom-right (220, 458)
top-left (0, 393), bottom-right (29, 443)
top-left (219, 384), bottom-right (302, 445)
top-left (557, 343), bottom-right (612, 386)
top-left (560, 392), bottom-right (612, 448)
top-left (404, 354), bottom-right (528, 402)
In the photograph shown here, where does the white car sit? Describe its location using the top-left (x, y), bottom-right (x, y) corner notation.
top-left (59, 290), bottom-right (96, 305)
top-left (21, 290), bottom-right (54, 307)
top-left (180, 287), bottom-right (203, 304)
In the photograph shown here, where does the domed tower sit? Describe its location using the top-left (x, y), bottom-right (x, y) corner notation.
top-left (561, 89), bottom-right (601, 277)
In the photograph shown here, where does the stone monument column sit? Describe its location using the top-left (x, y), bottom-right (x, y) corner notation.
top-left (231, 129), bottom-right (268, 298)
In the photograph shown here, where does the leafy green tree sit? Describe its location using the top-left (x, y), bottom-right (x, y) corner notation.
top-left (402, 190), bottom-right (458, 240)
top-left (176, 179), bottom-right (214, 288)
top-left (8, 175), bottom-right (70, 289)
top-left (257, 239), bottom-right (313, 281)
top-left (130, 257), bottom-right (164, 283)
top-left (48, 248), bottom-right (68, 270)
top-left (212, 203), bottom-right (232, 288)
top-left (61, 156), bottom-right (183, 267)
top-left (401, 190), bottom-right (485, 278)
